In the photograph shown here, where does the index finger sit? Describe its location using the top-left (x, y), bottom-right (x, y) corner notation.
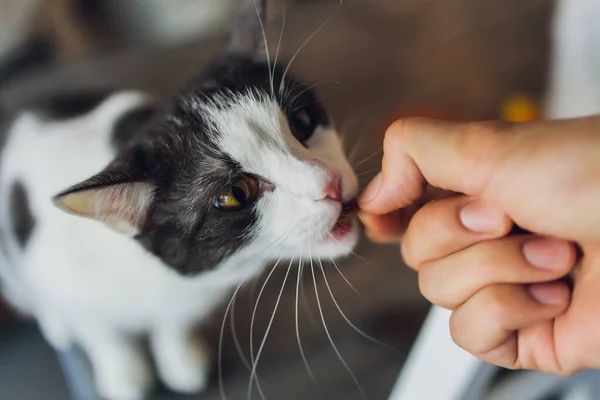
top-left (359, 118), bottom-right (510, 215)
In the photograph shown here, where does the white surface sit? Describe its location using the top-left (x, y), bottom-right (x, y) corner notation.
top-left (387, 307), bottom-right (482, 400)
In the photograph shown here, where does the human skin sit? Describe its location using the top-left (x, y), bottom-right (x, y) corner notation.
top-left (359, 116), bottom-right (600, 375)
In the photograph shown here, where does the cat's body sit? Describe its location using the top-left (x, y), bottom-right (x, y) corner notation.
top-left (0, 2), bottom-right (357, 400)
top-left (0, 94), bottom-right (221, 397)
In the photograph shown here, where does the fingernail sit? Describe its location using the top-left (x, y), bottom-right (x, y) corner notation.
top-left (459, 200), bottom-right (506, 233)
top-left (360, 172), bottom-right (382, 205)
top-left (523, 238), bottom-right (573, 271)
top-left (528, 284), bottom-right (566, 305)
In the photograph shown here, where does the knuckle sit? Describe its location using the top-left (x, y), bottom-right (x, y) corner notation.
top-left (459, 121), bottom-right (514, 191)
top-left (417, 265), bottom-right (437, 302)
top-left (449, 312), bottom-right (470, 351)
top-left (417, 264), bottom-right (454, 309)
top-left (450, 308), bottom-right (495, 357)
top-left (400, 238), bottom-right (418, 269)
top-left (384, 119), bottom-right (409, 149)
top-left (384, 117), bottom-right (430, 150)
top-left (481, 286), bottom-right (511, 323)
top-left (400, 208), bottom-right (435, 269)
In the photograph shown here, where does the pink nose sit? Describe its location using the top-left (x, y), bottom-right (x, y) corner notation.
top-left (324, 175), bottom-right (342, 202)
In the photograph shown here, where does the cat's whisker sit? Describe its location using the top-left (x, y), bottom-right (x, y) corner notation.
top-left (258, 227), bottom-right (294, 256)
top-left (248, 231), bottom-right (292, 299)
top-left (287, 81), bottom-right (340, 107)
top-left (340, 116), bottom-right (366, 131)
top-left (219, 282), bottom-right (245, 400)
top-left (318, 258), bottom-right (398, 352)
top-left (310, 257), bottom-right (366, 400)
top-left (326, 254), bottom-right (367, 302)
top-left (250, 223), bottom-right (304, 299)
top-left (249, 256), bottom-right (282, 369)
top-left (324, 228), bottom-right (372, 269)
top-left (272, 0), bottom-right (286, 95)
top-left (279, 0), bottom-right (344, 96)
top-left (338, 117), bottom-right (365, 154)
top-left (295, 258), bottom-right (316, 382)
top-left (349, 249), bottom-right (371, 265)
top-left (281, 81), bottom-right (308, 104)
top-left (247, 256), bottom-right (295, 400)
top-left (353, 147), bottom-right (383, 170)
top-left (290, 102), bottom-right (319, 113)
top-left (299, 257), bottom-right (318, 328)
top-left (347, 136), bottom-right (365, 165)
top-left (251, 0), bottom-right (274, 96)
top-left (230, 292), bottom-right (252, 371)
top-left (355, 168), bottom-right (381, 178)
top-left (355, 170), bottom-right (382, 184)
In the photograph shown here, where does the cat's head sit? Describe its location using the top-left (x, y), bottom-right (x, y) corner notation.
top-left (52, 1), bottom-right (359, 276)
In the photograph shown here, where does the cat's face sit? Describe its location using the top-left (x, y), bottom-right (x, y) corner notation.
top-left (54, 59), bottom-right (359, 275)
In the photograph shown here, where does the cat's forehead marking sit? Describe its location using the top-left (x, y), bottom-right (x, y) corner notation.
top-left (189, 88), bottom-right (337, 203)
top-left (199, 90), bottom-right (311, 183)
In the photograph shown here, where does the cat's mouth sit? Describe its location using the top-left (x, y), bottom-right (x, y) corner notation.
top-left (328, 200), bottom-right (359, 242)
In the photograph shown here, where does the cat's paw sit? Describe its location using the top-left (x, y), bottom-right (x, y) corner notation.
top-left (160, 361), bottom-right (208, 394)
top-left (96, 358), bottom-right (154, 400)
top-left (152, 332), bottom-right (211, 394)
top-left (38, 313), bottom-right (71, 350)
top-left (98, 382), bottom-right (147, 400)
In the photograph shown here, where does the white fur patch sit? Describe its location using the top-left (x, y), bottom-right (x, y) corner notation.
top-left (200, 91), bottom-right (359, 260)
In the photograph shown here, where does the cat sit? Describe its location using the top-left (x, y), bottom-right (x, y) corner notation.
top-left (0, 1), bottom-right (358, 399)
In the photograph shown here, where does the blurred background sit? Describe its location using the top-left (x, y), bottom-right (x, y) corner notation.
top-left (0, 0), bottom-right (553, 399)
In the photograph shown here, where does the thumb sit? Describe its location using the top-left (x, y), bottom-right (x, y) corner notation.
top-left (360, 118), bottom-right (508, 215)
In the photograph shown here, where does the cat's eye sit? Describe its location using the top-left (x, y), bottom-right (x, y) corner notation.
top-left (215, 175), bottom-right (259, 210)
top-left (288, 109), bottom-right (316, 144)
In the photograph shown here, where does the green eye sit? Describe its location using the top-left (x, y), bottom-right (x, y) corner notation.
top-left (215, 175), bottom-right (259, 210)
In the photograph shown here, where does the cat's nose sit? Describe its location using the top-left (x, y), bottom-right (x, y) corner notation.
top-left (324, 174), bottom-right (342, 202)
top-left (304, 158), bottom-right (342, 201)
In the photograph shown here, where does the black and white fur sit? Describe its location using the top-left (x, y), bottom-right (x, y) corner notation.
top-left (0, 1), bottom-right (358, 399)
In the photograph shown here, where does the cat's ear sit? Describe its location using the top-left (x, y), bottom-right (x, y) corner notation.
top-left (53, 165), bottom-right (155, 236)
top-left (226, 0), bottom-right (284, 59)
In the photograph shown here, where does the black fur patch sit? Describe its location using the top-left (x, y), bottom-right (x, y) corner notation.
top-left (111, 106), bottom-right (157, 149)
top-left (10, 182), bottom-right (36, 248)
top-left (30, 90), bottom-right (111, 120)
top-left (198, 57), bottom-right (330, 128)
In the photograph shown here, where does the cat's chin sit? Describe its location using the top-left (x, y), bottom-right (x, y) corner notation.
top-left (311, 216), bottom-right (361, 259)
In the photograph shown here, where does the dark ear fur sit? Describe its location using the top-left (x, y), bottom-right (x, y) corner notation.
top-left (53, 150), bottom-right (154, 235)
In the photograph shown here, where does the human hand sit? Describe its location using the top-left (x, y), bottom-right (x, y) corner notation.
top-left (359, 117), bottom-right (600, 375)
